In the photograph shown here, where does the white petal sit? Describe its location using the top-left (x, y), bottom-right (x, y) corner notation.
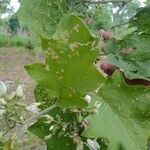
top-left (49, 125), bottom-right (54, 131)
top-left (87, 139), bottom-right (100, 150)
top-left (34, 102), bottom-right (41, 106)
top-left (26, 104), bottom-right (40, 114)
top-left (0, 81), bottom-right (7, 96)
top-left (84, 95), bottom-right (91, 103)
top-left (16, 85), bottom-right (24, 97)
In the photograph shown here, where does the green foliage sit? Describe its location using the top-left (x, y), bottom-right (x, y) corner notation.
top-left (25, 14), bottom-right (105, 108)
top-left (8, 16), bottom-right (20, 34)
top-left (0, 84), bottom-right (27, 150)
top-left (29, 91), bottom-right (100, 150)
top-left (88, 5), bottom-right (112, 31)
top-left (17, 0), bottom-right (89, 37)
top-left (23, 3), bottom-right (150, 150)
top-left (18, 0), bottom-right (68, 37)
top-left (18, 0), bottom-right (113, 39)
top-left (0, 33), bottom-right (34, 49)
top-left (0, 93), bottom-right (26, 133)
top-left (106, 7), bottom-right (150, 81)
top-left (83, 72), bottom-right (150, 150)
top-left (28, 108), bottom-right (77, 150)
top-left (113, 24), bottom-right (136, 40)
top-left (110, 0), bottom-right (141, 26)
top-left (0, 0), bottom-right (10, 15)
top-left (129, 6), bottom-right (150, 34)
top-left (34, 85), bottom-right (55, 110)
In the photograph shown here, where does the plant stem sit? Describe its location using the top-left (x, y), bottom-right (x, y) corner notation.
top-left (23, 104), bottom-right (57, 126)
top-left (15, 104), bottom-right (57, 139)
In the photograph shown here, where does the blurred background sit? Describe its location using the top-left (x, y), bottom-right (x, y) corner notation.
top-left (0, 0), bottom-right (147, 149)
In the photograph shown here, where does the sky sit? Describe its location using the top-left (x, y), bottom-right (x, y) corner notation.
top-left (10, 0), bottom-right (146, 8)
top-left (1, 0), bottom-right (147, 18)
top-left (1, 0), bottom-right (20, 18)
top-left (10, 0), bottom-right (147, 11)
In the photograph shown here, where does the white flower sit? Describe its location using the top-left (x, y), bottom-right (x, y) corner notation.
top-left (84, 95), bottom-right (91, 103)
top-left (26, 103), bottom-right (41, 114)
top-left (0, 81), bottom-right (7, 96)
top-left (16, 85), bottom-right (24, 97)
top-left (0, 98), bottom-right (7, 105)
top-left (86, 139), bottom-right (100, 150)
top-left (0, 109), bottom-right (6, 116)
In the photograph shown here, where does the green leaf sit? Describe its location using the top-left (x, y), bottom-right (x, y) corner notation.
top-left (54, 14), bottom-right (98, 44)
top-left (108, 53), bottom-right (150, 80)
top-left (106, 33), bottom-right (150, 80)
top-left (106, 6), bottom-right (150, 80)
top-left (83, 71), bottom-right (150, 150)
top-left (29, 107), bottom-right (76, 150)
top-left (121, 34), bottom-right (150, 66)
top-left (25, 14), bottom-right (105, 108)
top-left (18, 0), bottom-right (67, 38)
top-left (25, 63), bottom-right (59, 98)
top-left (129, 6), bottom-right (150, 34)
top-left (147, 0), bottom-right (150, 6)
top-left (34, 85), bottom-right (56, 110)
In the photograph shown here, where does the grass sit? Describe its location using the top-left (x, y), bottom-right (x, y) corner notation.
top-left (0, 32), bottom-right (34, 49)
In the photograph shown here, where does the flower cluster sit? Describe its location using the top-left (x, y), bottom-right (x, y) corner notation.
top-left (0, 81), bottom-right (27, 132)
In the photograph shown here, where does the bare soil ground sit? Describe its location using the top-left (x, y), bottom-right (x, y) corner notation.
top-left (0, 47), bottom-right (43, 104)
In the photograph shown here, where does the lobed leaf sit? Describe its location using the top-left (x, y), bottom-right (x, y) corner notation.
top-left (83, 71), bottom-right (150, 150)
top-left (25, 14), bottom-right (105, 108)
